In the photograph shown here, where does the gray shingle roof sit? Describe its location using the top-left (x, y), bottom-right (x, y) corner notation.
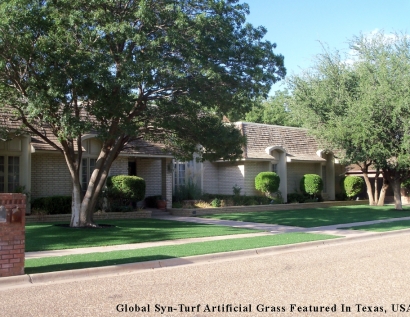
top-left (120, 139), bottom-right (172, 157)
top-left (0, 110), bottom-right (171, 157)
top-left (30, 133), bottom-right (171, 157)
top-left (236, 122), bottom-right (325, 162)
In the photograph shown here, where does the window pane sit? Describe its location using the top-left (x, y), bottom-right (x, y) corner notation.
top-left (272, 164), bottom-right (277, 173)
top-left (179, 164), bottom-right (185, 186)
top-left (82, 158), bottom-right (97, 192)
top-left (8, 156), bottom-right (19, 192)
top-left (89, 158), bottom-right (97, 176)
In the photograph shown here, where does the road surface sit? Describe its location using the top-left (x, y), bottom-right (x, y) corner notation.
top-left (2, 232), bottom-right (410, 317)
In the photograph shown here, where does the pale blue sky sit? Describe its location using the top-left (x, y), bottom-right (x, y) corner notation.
top-left (241, 0), bottom-right (410, 91)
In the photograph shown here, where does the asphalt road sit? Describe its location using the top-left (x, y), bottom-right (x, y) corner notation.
top-left (2, 232), bottom-right (410, 317)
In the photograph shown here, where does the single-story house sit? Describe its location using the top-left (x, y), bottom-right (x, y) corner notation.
top-left (174, 122), bottom-right (345, 202)
top-left (0, 119), bottom-right (174, 212)
top-left (0, 114), bottom-right (344, 211)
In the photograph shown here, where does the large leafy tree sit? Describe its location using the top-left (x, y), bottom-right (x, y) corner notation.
top-left (0, 0), bottom-right (285, 226)
top-left (243, 89), bottom-right (300, 126)
top-left (288, 32), bottom-right (410, 210)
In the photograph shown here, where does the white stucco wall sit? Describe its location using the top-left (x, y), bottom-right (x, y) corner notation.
top-left (244, 161), bottom-right (270, 196)
top-left (286, 162), bottom-right (321, 194)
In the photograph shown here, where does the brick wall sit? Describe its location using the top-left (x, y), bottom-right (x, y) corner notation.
top-left (31, 153), bottom-right (72, 199)
top-left (0, 193), bottom-right (26, 277)
top-left (109, 156), bottom-right (129, 175)
top-left (202, 161), bottom-right (219, 194)
top-left (217, 162), bottom-right (245, 195)
top-left (136, 158), bottom-right (162, 197)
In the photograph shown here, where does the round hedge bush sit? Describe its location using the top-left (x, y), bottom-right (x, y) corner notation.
top-left (255, 172), bottom-right (280, 195)
top-left (106, 175), bottom-right (146, 202)
top-left (300, 174), bottom-right (323, 196)
top-left (343, 176), bottom-right (364, 198)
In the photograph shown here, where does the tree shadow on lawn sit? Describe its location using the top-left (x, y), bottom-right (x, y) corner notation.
top-left (25, 218), bottom-right (254, 252)
top-left (25, 254), bottom-right (179, 275)
top-left (201, 206), bottom-right (410, 228)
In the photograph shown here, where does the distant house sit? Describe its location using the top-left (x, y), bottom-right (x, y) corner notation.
top-left (174, 122), bottom-right (345, 202)
top-left (344, 164), bottom-right (409, 203)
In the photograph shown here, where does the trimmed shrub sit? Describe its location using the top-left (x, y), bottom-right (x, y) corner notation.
top-left (300, 174), bottom-right (323, 197)
top-left (255, 172), bottom-right (280, 196)
top-left (199, 194), bottom-right (271, 207)
top-left (106, 175), bottom-right (146, 211)
top-left (343, 176), bottom-right (365, 198)
top-left (31, 196), bottom-right (72, 214)
top-left (106, 175), bottom-right (146, 202)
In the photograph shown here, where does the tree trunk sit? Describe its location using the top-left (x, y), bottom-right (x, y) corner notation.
top-left (377, 175), bottom-right (389, 206)
top-left (362, 172), bottom-right (376, 205)
top-left (60, 132), bottom-right (127, 227)
top-left (74, 136), bottom-right (126, 227)
top-left (373, 172), bottom-right (379, 203)
top-left (70, 182), bottom-right (86, 227)
top-left (391, 178), bottom-right (403, 210)
top-left (383, 169), bottom-right (403, 210)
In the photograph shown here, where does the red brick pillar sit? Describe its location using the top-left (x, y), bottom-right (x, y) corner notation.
top-left (0, 193), bottom-right (26, 277)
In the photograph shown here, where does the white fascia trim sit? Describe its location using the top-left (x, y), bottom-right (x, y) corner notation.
top-left (287, 157), bottom-right (326, 163)
top-left (213, 158), bottom-right (269, 163)
top-left (118, 154), bottom-right (174, 158)
top-left (265, 146), bottom-right (287, 156)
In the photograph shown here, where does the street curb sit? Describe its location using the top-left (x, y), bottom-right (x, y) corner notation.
top-left (2, 228), bottom-right (410, 290)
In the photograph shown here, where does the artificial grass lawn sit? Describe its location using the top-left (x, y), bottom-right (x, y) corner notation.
top-left (25, 233), bottom-right (338, 274)
top-left (25, 219), bottom-right (260, 252)
top-left (343, 220), bottom-right (410, 232)
top-left (199, 205), bottom-right (410, 228)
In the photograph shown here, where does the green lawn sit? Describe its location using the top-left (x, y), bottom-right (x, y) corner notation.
top-left (343, 220), bottom-right (410, 232)
top-left (25, 219), bottom-right (260, 252)
top-left (199, 205), bottom-right (410, 228)
top-left (25, 233), bottom-right (339, 274)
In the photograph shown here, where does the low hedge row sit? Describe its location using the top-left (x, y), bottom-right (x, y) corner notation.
top-left (287, 192), bottom-right (324, 203)
top-left (31, 195), bottom-right (72, 214)
top-left (198, 194), bottom-right (272, 206)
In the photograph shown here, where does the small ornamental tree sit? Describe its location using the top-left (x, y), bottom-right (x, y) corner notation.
top-left (255, 172), bottom-right (280, 197)
top-left (343, 176), bottom-right (364, 198)
top-left (300, 174), bottom-right (323, 198)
